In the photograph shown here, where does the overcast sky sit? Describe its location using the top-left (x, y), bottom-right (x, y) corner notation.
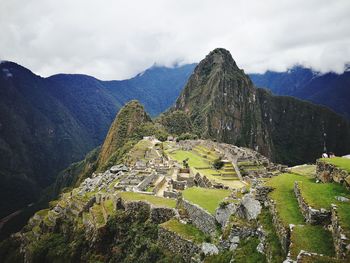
top-left (1, 0), bottom-right (349, 80)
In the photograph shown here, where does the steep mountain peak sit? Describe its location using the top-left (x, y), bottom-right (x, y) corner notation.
top-left (97, 100), bottom-right (152, 169)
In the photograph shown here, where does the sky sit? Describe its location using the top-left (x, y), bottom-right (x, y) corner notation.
top-left (1, 0), bottom-right (350, 80)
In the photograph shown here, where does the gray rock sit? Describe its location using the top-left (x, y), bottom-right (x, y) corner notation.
top-left (201, 243), bottom-right (219, 256)
top-left (215, 203), bottom-right (237, 227)
top-left (238, 194), bottom-right (262, 220)
top-left (336, 196), bottom-right (350, 202)
top-left (256, 242), bottom-right (264, 254)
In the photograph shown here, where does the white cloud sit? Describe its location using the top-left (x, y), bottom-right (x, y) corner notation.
top-left (0, 0), bottom-right (349, 79)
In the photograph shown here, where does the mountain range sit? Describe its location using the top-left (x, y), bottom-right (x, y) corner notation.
top-left (249, 65), bottom-right (350, 119)
top-left (0, 61), bottom-right (195, 219)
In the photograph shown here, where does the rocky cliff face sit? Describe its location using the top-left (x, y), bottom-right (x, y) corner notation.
top-left (174, 48), bottom-right (350, 165)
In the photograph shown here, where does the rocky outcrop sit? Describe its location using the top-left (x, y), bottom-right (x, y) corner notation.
top-left (331, 204), bottom-right (350, 259)
top-left (150, 207), bottom-right (177, 224)
top-left (215, 203), bottom-right (237, 227)
top-left (294, 182), bottom-right (331, 225)
top-left (177, 199), bottom-right (217, 235)
top-left (158, 226), bottom-right (201, 262)
top-left (236, 194), bottom-right (262, 220)
top-left (316, 160), bottom-right (350, 189)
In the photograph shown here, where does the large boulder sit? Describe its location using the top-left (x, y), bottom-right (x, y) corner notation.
top-left (215, 203), bottom-right (237, 227)
top-left (236, 194), bottom-right (262, 220)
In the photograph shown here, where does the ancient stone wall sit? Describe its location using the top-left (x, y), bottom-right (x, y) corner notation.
top-left (177, 198), bottom-right (217, 235)
top-left (150, 207), bottom-right (177, 224)
top-left (158, 226), bottom-right (201, 262)
top-left (267, 199), bottom-right (291, 252)
top-left (316, 160), bottom-right (350, 189)
top-left (294, 182), bottom-right (331, 225)
top-left (153, 177), bottom-right (167, 194)
top-left (163, 190), bottom-right (180, 199)
top-left (331, 204), bottom-right (350, 259)
top-left (137, 172), bottom-right (159, 191)
top-left (172, 180), bottom-right (187, 190)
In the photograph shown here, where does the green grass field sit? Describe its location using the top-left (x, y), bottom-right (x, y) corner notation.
top-left (182, 187), bottom-right (231, 214)
top-left (289, 165), bottom-right (316, 176)
top-left (161, 219), bottom-right (207, 243)
top-left (168, 150), bottom-right (211, 168)
top-left (265, 173), bottom-right (307, 226)
top-left (118, 192), bottom-right (176, 208)
top-left (290, 225), bottom-right (335, 259)
top-left (320, 157), bottom-right (350, 173)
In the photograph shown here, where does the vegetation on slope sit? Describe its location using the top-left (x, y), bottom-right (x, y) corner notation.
top-left (161, 219), bottom-right (207, 244)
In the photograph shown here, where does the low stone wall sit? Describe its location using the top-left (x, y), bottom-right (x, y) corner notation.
top-left (158, 226), bottom-right (201, 262)
top-left (177, 198), bottom-right (217, 235)
top-left (316, 160), bottom-right (350, 189)
top-left (254, 186), bottom-right (272, 205)
top-left (331, 204), bottom-right (350, 259)
top-left (194, 173), bottom-right (212, 188)
top-left (137, 172), bottom-right (159, 191)
top-left (153, 177), bottom-right (167, 194)
top-left (267, 199), bottom-right (291, 252)
top-left (115, 196), bottom-right (176, 224)
top-left (294, 182), bottom-right (331, 225)
top-left (150, 207), bottom-right (177, 224)
top-left (172, 180), bottom-right (187, 190)
top-left (163, 190), bottom-right (180, 199)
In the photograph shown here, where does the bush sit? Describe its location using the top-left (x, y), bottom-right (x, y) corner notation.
top-left (213, 158), bottom-right (224, 170)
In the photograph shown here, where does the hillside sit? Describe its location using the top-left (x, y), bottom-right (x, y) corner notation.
top-left (0, 61), bottom-right (194, 220)
top-left (171, 48), bottom-right (350, 165)
top-left (250, 66), bottom-right (350, 119)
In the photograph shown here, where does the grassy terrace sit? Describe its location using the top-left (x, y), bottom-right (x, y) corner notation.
top-left (118, 192), bottom-right (176, 208)
top-left (298, 179), bottom-right (350, 233)
top-left (161, 219), bottom-right (207, 243)
top-left (265, 173), bottom-right (339, 259)
top-left (167, 148), bottom-right (244, 188)
top-left (289, 164), bottom-right (316, 176)
top-left (319, 157), bottom-right (350, 173)
top-left (182, 187), bottom-right (231, 214)
top-left (265, 173), bottom-right (307, 226)
top-left (290, 225), bottom-right (335, 258)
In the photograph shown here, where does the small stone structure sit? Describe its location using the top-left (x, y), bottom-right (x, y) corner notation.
top-left (294, 182), bottom-right (331, 225)
top-left (316, 160), bottom-right (350, 189)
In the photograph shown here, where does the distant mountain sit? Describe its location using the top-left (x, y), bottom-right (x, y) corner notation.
top-left (0, 62), bottom-right (195, 219)
top-left (249, 66), bottom-right (350, 119)
top-left (172, 48), bottom-right (350, 165)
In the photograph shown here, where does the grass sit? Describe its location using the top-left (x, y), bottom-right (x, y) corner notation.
top-left (258, 209), bottom-right (286, 263)
top-left (104, 199), bottom-right (114, 214)
top-left (289, 164), bottom-right (316, 176)
top-left (91, 204), bottom-right (105, 226)
top-left (290, 225), bottom-right (335, 259)
top-left (168, 150), bottom-right (210, 168)
top-left (298, 179), bottom-right (350, 233)
top-left (233, 237), bottom-right (267, 263)
top-left (182, 187), bottom-right (231, 214)
top-left (36, 209), bottom-right (49, 217)
top-left (161, 219), bottom-right (207, 244)
top-left (265, 173), bottom-right (307, 226)
top-left (118, 192), bottom-right (176, 208)
top-left (320, 157), bottom-right (350, 173)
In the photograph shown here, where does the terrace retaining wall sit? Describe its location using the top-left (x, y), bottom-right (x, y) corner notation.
top-left (267, 199), bottom-right (291, 252)
top-left (331, 204), bottom-right (350, 259)
top-left (177, 198), bottom-right (217, 235)
top-left (158, 226), bottom-right (201, 262)
top-left (294, 182), bottom-right (331, 225)
top-left (316, 160), bottom-right (350, 189)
